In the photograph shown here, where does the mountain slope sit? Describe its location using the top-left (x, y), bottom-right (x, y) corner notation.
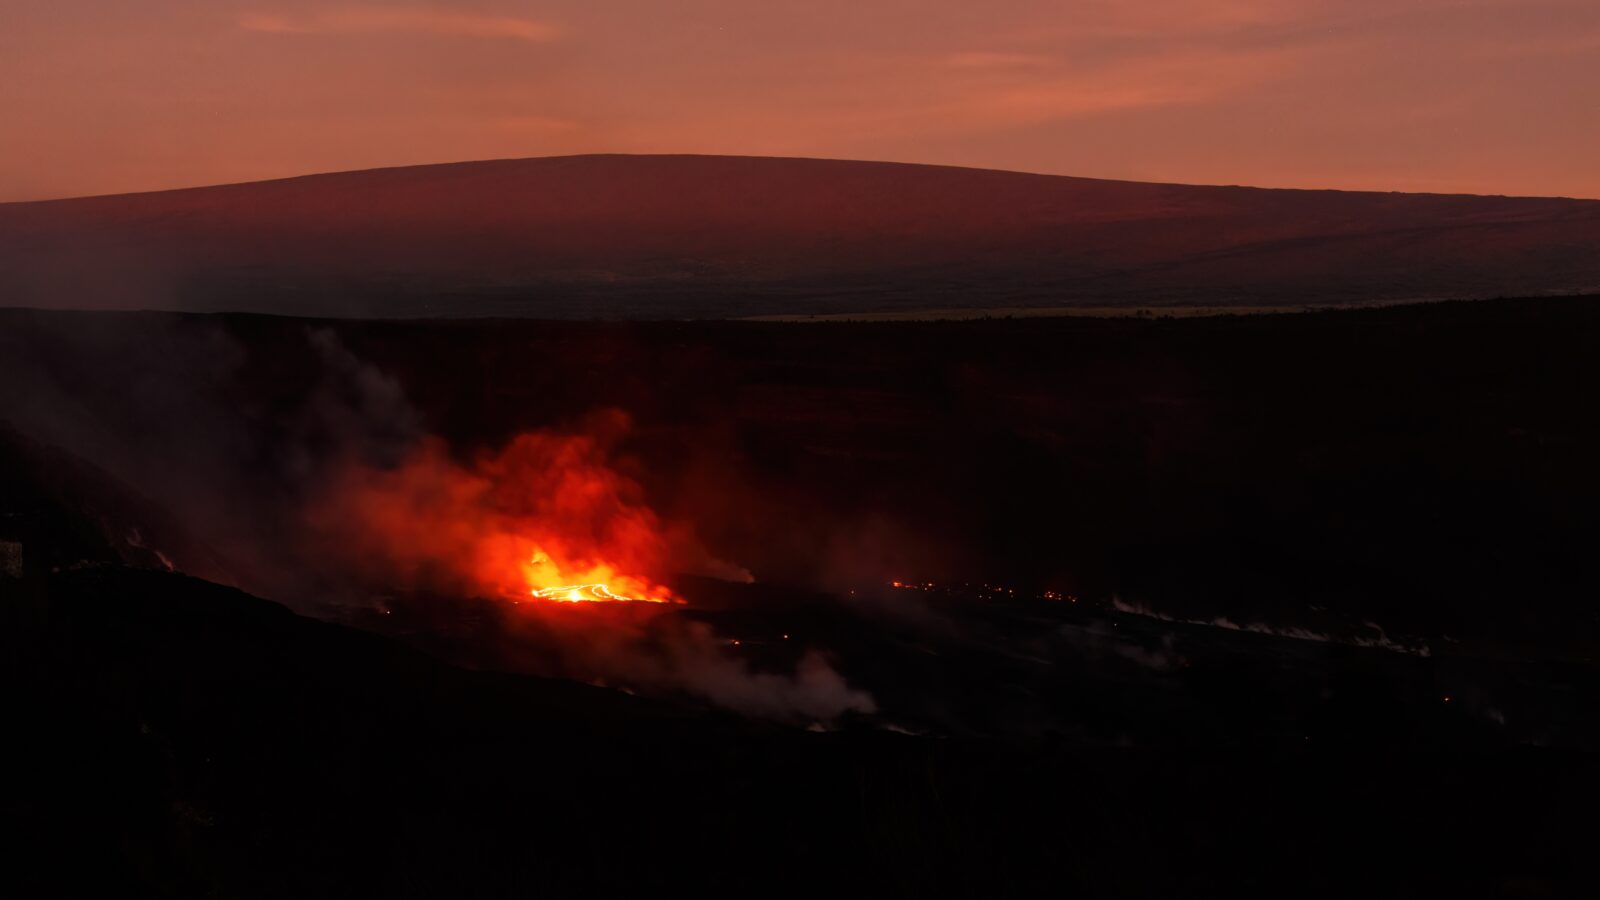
top-left (3, 154), bottom-right (1599, 317)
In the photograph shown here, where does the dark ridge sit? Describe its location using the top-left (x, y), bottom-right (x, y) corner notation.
top-left (3, 154), bottom-right (1598, 318)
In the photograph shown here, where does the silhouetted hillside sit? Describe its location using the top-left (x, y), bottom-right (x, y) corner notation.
top-left (3, 155), bottom-right (1598, 317)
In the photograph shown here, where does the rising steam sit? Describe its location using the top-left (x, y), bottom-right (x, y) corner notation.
top-left (307, 405), bottom-right (874, 723)
top-left (309, 411), bottom-right (687, 604)
top-left (0, 317), bottom-right (872, 724)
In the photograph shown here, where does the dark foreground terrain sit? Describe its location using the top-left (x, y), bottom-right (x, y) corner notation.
top-left (5, 566), bottom-right (1597, 898)
top-left (5, 298), bottom-right (1600, 895)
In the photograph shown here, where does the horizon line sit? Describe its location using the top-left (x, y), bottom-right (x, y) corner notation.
top-left (4, 152), bottom-right (1596, 207)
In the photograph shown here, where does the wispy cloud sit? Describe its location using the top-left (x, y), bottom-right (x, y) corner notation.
top-left (239, 8), bottom-right (561, 42)
top-left (943, 51), bottom-right (1056, 71)
top-left (913, 44), bottom-right (1301, 135)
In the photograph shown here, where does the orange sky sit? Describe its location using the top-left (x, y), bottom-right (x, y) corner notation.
top-left (3, 1), bottom-right (1597, 201)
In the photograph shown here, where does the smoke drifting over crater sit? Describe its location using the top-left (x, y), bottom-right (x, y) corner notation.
top-left (309, 412), bottom-right (692, 604)
top-left (0, 314), bottom-right (873, 723)
top-left (306, 411), bottom-right (873, 722)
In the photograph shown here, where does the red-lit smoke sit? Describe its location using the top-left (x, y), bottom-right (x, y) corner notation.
top-left (311, 411), bottom-right (687, 604)
top-left (306, 411), bottom-right (874, 722)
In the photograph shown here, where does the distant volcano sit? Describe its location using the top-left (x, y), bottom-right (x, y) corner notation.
top-left (3, 154), bottom-right (1598, 318)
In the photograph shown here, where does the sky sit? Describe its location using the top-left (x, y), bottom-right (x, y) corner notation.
top-left (2, 0), bottom-right (1597, 201)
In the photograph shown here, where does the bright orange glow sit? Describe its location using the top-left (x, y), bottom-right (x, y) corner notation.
top-left (531, 583), bottom-right (654, 603)
top-left (311, 412), bottom-right (689, 607)
top-left (524, 553), bottom-right (674, 604)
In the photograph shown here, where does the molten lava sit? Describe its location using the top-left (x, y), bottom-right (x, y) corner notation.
top-left (306, 413), bottom-right (877, 724)
top-left (530, 583), bottom-right (661, 603)
top-left (312, 413), bottom-right (691, 606)
top-left (523, 552), bottom-right (676, 604)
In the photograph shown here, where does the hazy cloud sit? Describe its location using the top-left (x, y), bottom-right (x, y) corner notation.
top-left (943, 51), bottom-right (1055, 70)
top-left (4, 1), bottom-right (1598, 200)
top-left (239, 7), bottom-right (562, 42)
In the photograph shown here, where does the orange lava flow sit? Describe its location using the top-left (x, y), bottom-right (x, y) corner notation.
top-left (522, 552), bottom-right (676, 604)
top-left (530, 583), bottom-right (664, 603)
top-left (311, 414), bottom-right (691, 608)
